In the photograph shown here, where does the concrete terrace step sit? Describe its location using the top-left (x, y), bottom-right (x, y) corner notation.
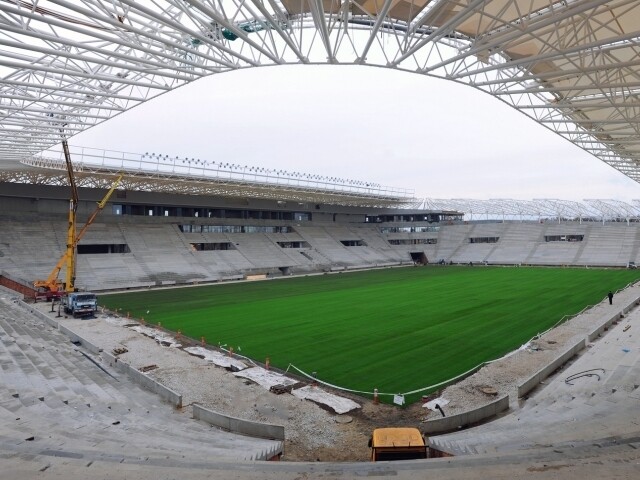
top-left (3, 374), bottom-right (280, 460)
top-left (0, 295), bottom-right (284, 463)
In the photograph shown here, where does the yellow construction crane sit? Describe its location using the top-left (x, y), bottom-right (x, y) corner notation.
top-left (62, 139), bottom-right (79, 293)
top-left (34, 140), bottom-right (123, 297)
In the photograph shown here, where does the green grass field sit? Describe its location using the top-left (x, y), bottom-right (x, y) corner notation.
top-left (101, 266), bottom-right (640, 404)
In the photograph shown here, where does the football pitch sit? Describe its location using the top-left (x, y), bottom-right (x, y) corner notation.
top-left (101, 266), bottom-right (640, 404)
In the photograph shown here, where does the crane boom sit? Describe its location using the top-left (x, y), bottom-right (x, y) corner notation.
top-left (63, 139), bottom-right (79, 292)
top-left (33, 171), bottom-right (123, 295)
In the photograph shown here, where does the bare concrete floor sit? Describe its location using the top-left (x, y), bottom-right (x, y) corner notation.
top-left (3, 439), bottom-right (640, 480)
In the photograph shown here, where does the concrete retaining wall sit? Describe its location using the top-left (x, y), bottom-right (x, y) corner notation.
top-left (101, 351), bottom-right (130, 375)
top-left (21, 302), bottom-right (105, 357)
top-left (19, 300), bottom-right (184, 411)
top-left (101, 350), bottom-right (182, 408)
top-left (516, 292), bottom-right (640, 399)
top-left (1, 271), bottom-right (37, 299)
top-left (128, 367), bottom-right (183, 408)
top-left (423, 395), bottom-right (509, 435)
top-left (20, 303), bottom-right (59, 328)
top-left (101, 351), bottom-right (182, 408)
top-left (587, 296), bottom-right (640, 341)
top-left (193, 404), bottom-right (284, 440)
top-left (587, 313), bottom-right (622, 342)
top-left (58, 324), bottom-right (102, 355)
top-left (517, 338), bottom-right (586, 398)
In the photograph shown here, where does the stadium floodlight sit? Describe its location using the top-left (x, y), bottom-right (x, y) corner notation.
top-left (19, 144), bottom-right (416, 208)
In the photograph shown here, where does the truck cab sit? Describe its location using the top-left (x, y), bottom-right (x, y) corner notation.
top-left (62, 292), bottom-right (98, 318)
top-left (369, 428), bottom-right (427, 461)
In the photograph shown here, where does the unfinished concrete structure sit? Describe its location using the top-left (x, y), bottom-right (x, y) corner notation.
top-left (2, 0), bottom-right (640, 477)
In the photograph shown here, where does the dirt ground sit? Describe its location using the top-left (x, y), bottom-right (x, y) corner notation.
top-left (284, 401), bottom-right (431, 462)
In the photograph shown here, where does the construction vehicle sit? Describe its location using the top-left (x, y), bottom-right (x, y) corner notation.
top-left (33, 139), bottom-right (122, 298)
top-left (368, 428), bottom-right (427, 461)
top-left (62, 292), bottom-right (98, 318)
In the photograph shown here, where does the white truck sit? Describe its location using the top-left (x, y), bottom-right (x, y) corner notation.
top-left (63, 292), bottom-right (98, 318)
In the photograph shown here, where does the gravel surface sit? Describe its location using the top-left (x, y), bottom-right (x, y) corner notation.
top-left (22, 283), bottom-right (639, 462)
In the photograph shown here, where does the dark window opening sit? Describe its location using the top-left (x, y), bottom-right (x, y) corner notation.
top-left (380, 226), bottom-right (440, 233)
top-left (544, 235), bottom-right (584, 242)
top-left (366, 212), bottom-right (462, 223)
top-left (410, 252), bottom-right (428, 264)
top-left (190, 242), bottom-right (234, 251)
top-left (277, 241), bottom-right (310, 249)
top-left (340, 240), bottom-right (366, 247)
top-left (469, 237), bottom-right (499, 244)
top-left (77, 244), bottom-right (130, 254)
top-left (388, 238), bottom-right (437, 245)
top-left (178, 225), bottom-right (293, 234)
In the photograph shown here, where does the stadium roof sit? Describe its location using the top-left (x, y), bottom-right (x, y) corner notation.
top-left (14, 145), bottom-right (415, 207)
top-left (1, 0), bottom-right (640, 203)
top-left (421, 198), bottom-right (640, 221)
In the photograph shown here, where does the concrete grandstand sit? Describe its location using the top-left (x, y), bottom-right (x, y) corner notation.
top-left (3, 168), bottom-right (640, 478)
top-left (3, 180), bottom-right (640, 292)
top-left (2, 0), bottom-right (640, 478)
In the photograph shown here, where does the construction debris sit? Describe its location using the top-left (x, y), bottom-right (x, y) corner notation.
top-left (423, 397), bottom-right (450, 411)
top-left (269, 384), bottom-right (293, 395)
top-left (233, 367), bottom-right (297, 390)
top-left (184, 346), bottom-right (247, 371)
top-left (480, 386), bottom-right (498, 396)
top-left (112, 347), bottom-right (128, 355)
top-left (291, 386), bottom-right (360, 414)
top-left (130, 325), bottom-right (181, 348)
top-left (139, 364), bottom-right (158, 373)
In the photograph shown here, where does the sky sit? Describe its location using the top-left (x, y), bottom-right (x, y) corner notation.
top-left (73, 64), bottom-right (640, 203)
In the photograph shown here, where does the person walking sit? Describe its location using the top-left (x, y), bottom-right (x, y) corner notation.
top-left (608, 291), bottom-right (614, 305)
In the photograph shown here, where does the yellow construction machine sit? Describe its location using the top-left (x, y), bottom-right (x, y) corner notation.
top-left (34, 140), bottom-right (122, 299)
top-left (368, 427), bottom-right (428, 461)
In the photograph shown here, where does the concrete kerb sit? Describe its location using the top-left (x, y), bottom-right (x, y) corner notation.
top-left (193, 403), bottom-right (285, 441)
top-left (423, 395), bottom-right (509, 435)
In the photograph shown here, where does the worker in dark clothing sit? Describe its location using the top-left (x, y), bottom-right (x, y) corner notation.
top-left (608, 291), bottom-right (614, 305)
